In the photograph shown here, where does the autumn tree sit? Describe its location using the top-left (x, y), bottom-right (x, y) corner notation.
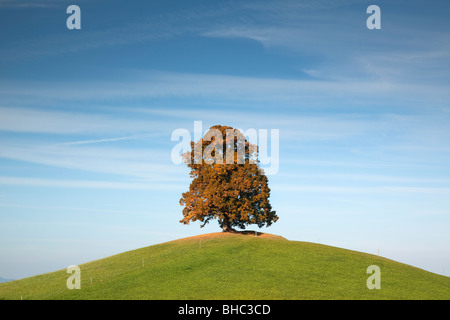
top-left (179, 125), bottom-right (278, 232)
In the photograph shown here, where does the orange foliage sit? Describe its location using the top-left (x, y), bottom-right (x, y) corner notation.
top-left (179, 125), bottom-right (279, 232)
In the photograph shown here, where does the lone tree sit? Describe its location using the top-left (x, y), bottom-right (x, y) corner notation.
top-left (179, 124), bottom-right (278, 232)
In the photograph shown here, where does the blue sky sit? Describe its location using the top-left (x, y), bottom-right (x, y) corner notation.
top-left (0, 0), bottom-right (449, 280)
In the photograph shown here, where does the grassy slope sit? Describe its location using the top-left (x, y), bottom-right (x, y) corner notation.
top-left (0, 232), bottom-right (449, 300)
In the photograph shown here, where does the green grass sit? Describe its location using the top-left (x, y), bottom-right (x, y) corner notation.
top-left (0, 232), bottom-right (449, 300)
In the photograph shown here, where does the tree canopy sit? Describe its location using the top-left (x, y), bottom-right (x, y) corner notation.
top-left (179, 124), bottom-right (278, 232)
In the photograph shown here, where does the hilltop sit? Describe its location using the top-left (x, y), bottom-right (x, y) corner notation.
top-left (0, 232), bottom-right (449, 300)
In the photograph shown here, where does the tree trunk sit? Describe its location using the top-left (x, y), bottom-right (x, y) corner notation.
top-left (222, 216), bottom-right (233, 232)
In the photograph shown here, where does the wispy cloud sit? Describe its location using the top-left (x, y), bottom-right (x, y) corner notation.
top-left (0, 106), bottom-right (169, 135)
top-left (0, 142), bottom-right (188, 181)
top-left (58, 136), bottom-right (139, 146)
top-left (202, 1), bottom-right (450, 84)
top-left (57, 133), bottom-right (162, 146)
top-left (273, 184), bottom-right (450, 195)
top-left (0, 203), bottom-right (152, 216)
top-left (275, 172), bottom-right (450, 185)
top-left (1, 70), bottom-right (448, 110)
top-left (3, 102), bottom-right (448, 148)
top-left (2, 0), bottom-right (448, 88)
top-left (0, 0), bottom-right (59, 8)
top-left (0, 1), bottom-right (228, 60)
top-left (0, 176), bottom-right (185, 190)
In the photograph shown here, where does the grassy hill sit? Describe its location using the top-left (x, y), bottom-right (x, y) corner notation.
top-left (0, 232), bottom-right (449, 300)
top-left (0, 277), bottom-right (13, 284)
